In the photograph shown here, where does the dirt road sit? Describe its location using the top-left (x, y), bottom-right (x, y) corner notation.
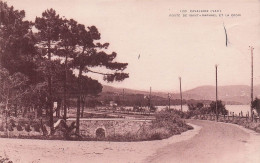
top-left (0, 120), bottom-right (260, 163)
top-left (0, 123), bottom-right (200, 163)
top-left (144, 120), bottom-right (260, 163)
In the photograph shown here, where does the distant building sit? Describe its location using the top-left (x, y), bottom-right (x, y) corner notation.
top-left (110, 101), bottom-right (117, 107)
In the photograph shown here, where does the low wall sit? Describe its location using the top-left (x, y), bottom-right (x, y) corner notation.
top-left (0, 117), bottom-right (152, 138)
top-left (67, 118), bottom-right (152, 138)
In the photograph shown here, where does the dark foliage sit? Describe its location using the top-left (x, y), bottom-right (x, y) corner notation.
top-left (209, 100), bottom-right (228, 115)
top-left (16, 125), bottom-right (23, 131)
top-left (0, 155), bottom-right (13, 163)
top-left (252, 98), bottom-right (260, 116)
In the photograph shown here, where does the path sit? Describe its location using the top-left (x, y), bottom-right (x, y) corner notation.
top-left (144, 120), bottom-right (260, 163)
top-left (1, 120), bottom-right (260, 163)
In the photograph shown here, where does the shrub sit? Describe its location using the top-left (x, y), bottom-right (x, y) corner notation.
top-left (209, 100), bottom-right (228, 115)
top-left (9, 119), bottom-right (16, 128)
top-left (187, 125), bottom-right (194, 130)
top-left (8, 125), bottom-right (13, 131)
top-left (0, 156), bottom-right (13, 163)
top-left (17, 119), bottom-right (27, 126)
top-left (252, 98), bottom-right (260, 116)
top-left (16, 125), bottom-right (23, 131)
top-left (0, 125), bottom-right (4, 131)
top-left (25, 124), bottom-right (31, 132)
top-left (152, 110), bottom-right (192, 138)
top-left (32, 123), bottom-right (41, 132)
top-left (150, 133), bottom-right (162, 140)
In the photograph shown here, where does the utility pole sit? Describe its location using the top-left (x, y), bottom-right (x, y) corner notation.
top-left (250, 46), bottom-right (254, 119)
top-left (123, 89), bottom-right (125, 107)
top-left (179, 77), bottom-right (183, 112)
top-left (168, 93), bottom-right (171, 109)
top-left (215, 64), bottom-right (218, 121)
top-left (149, 86), bottom-right (152, 109)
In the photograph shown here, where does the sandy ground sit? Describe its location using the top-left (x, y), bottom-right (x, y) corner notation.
top-left (1, 120), bottom-right (260, 163)
top-left (0, 123), bottom-right (200, 163)
top-left (145, 120), bottom-right (260, 163)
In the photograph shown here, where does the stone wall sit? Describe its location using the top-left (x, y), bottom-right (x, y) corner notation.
top-left (0, 117), bottom-right (152, 138)
top-left (67, 118), bottom-right (152, 138)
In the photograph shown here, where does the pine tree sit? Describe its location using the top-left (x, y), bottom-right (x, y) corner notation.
top-left (35, 9), bottom-right (62, 134)
top-left (71, 24), bottom-right (129, 134)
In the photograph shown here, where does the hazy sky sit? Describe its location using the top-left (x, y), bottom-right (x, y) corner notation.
top-left (6, 0), bottom-right (260, 92)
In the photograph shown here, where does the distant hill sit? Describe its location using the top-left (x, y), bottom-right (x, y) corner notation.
top-left (102, 85), bottom-right (148, 95)
top-left (183, 85), bottom-right (260, 104)
top-left (101, 84), bottom-right (260, 105)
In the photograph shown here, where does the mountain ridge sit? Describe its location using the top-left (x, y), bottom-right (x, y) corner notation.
top-left (101, 84), bottom-right (260, 104)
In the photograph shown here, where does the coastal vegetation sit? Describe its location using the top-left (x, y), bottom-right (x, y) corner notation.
top-left (0, 1), bottom-right (128, 137)
top-left (0, 1), bottom-right (192, 142)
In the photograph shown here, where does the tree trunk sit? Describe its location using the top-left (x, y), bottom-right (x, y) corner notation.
top-left (14, 104), bottom-right (17, 117)
top-left (5, 99), bottom-right (9, 132)
top-left (56, 99), bottom-right (61, 118)
top-left (35, 106), bottom-right (38, 119)
top-left (38, 106), bottom-right (42, 117)
top-left (76, 67), bottom-right (83, 135)
top-left (47, 40), bottom-right (54, 135)
top-left (81, 96), bottom-right (85, 118)
top-left (22, 107), bottom-right (27, 117)
top-left (63, 54), bottom-right (68, 120)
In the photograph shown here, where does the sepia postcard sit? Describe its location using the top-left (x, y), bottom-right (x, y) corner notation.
top-left (0, 0), bottom-right (260, 162)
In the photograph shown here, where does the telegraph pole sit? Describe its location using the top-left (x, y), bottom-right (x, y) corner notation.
top-left (179, 77), bottom-right (183, 112)
top-left (250, 46), bottom-right (254, 119)
top-left (123, 89), bottom-right (125, 107)
top-left (149, 86), bottom-right (152, 109)
top-left (215, 64), bottom-right (218, 121)
top-left (168, 93), bottom-right (171, 109)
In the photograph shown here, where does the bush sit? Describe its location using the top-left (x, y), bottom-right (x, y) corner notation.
top-left (9, 119), bottom-right (16, 128)
top-left (0, 156), bottom-right (13, 163)
top-left (187, 125), bottom-right (194, 130)
top-left (154, 110), bottom-right (181, 122)
top-left (0, 125), bottom-right (4, 131)
top-left (152, 110), bottom-right (192, 138)
top-left (209, 100), bottom-right (228, 115)
top-left (150, 133), bottom-right (162, 140)
top-left (7, 125), bottom-right (13, 131)
top-left (25, 124), bottom-right (31, 132)
top-left (32, 123), bottom-right (41, 132)
top-left (252, 98), bottom-right (260, 116)
top-left (17, 119), bottom-right (27, 126)
top-left (16, 125), bottom-right (23, 131)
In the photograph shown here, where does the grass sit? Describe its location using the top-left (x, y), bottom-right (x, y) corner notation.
top-left (83, 110), bottom-right (193, 142)
top-left (0, 110), bottom-right (193, 141)
top-left (193, 114), bottom-right (260, 133)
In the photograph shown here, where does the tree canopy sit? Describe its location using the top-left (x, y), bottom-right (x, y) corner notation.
top-left (209, 100), bottom-right (228, 115)
top-left (0, 2), bottom-right (129, 135)
top-left (252, 98), bottom-right (260, 116)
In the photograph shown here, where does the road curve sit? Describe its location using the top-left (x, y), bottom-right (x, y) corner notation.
top-left (144, 120), bottom-right (260, 163)
top-left (1, 120), bottom-right (260, 163)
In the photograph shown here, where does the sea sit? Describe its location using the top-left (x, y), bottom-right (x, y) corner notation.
top-left (157, 105), bottom-right (252, 116)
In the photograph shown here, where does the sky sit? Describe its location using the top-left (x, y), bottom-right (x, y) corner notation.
top-left (6, 0), bottom-right (260, 92)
